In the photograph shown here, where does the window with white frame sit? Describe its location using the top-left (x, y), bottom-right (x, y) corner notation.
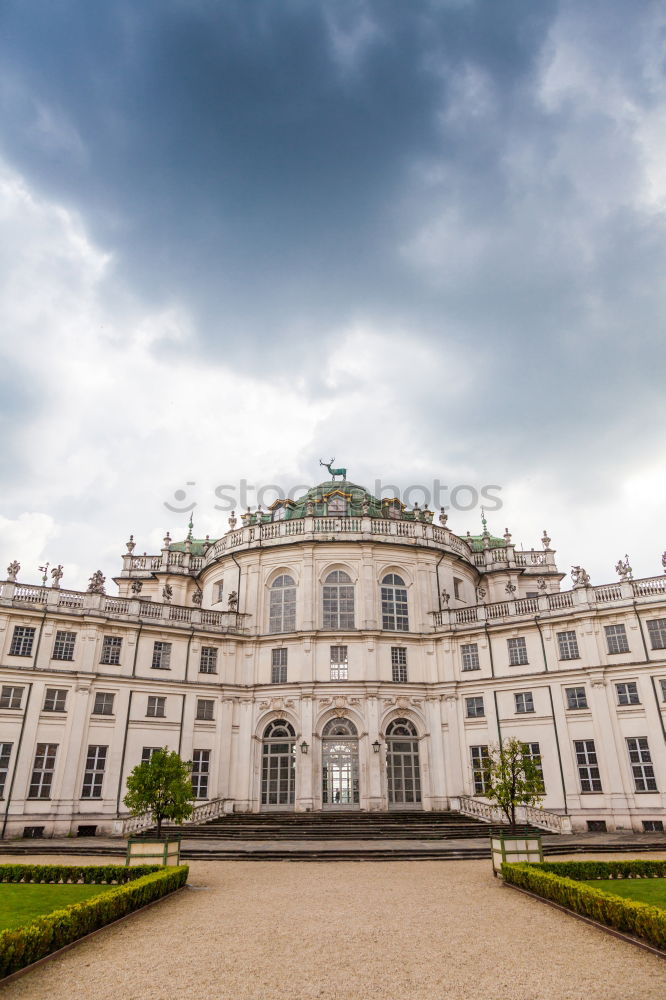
top-left (461, 644), bottom-right (480, 671)
top-left (327, 494), bottom-right (346, 514)
top-left (565, 686), bottom-right (588, 710)
top-left (0, 685), bottom-right (24, 710)
top-left (196, 698), bottom-right (215, 721)
top-left (465, 696), bottom-right (485, 719)
top-left (391, 647), bottom-right (407, 683)
top-left (200, 647), bottom-right (218, 674)
top-left (507, 637), bottom-right (528, 666)
top-left (52, 630), bottom-right (76, 661)
top-left (215, 581), bottom-right (224, 604)
top-left (330, 645), bottom-right (348, 680)
top-left (514, 691), bottom-right (534, 714)
top-left (146, 696), bottom-right (166, 718)
top-left (521, 742), bottom-right (545, 792)
top-left (141, 747), bottom-right (160, 762)
top-left (151, 641), bottom-right (172, 670)
top-left (661, 679), bottom-right (666, 702)
top-left (100, 635), bottom-right (122, 665)
top-left (646, 618), bottom-right (666, 650)
top-left (0, 743), bottom-right (12, 798)
top-left (81, 745), bottom-right (107, 798)
top-left (381, 574), bottom-right (409, 631)
top-left (626, 737), bottom-right (657, 793)
top-left (28, 743), bottom-right (58, 798)
top-left (470, 745), bottom-right (490, 794)
top-left (92, 692), bottom-right (115, 716)
top-left (323, 571), bottom-right (355, 630)
top-left (271, 648), bottom-right (287, 684)
top-left (605, 623), bottom-right (629, 654)
top-left (269, 575), bottom-right (296, 633)
top-left (9, 626), bottom-right (36, 657)
top-left (556, 630), bottom-right (580, 660)
top-left (574, 740), bottom-right (602, 792)
top-left (43, 689), bottom-right (67, 713)
top-left (272, 504), bottom-right (287, 521)
top-left (453, 577), bottom-right (462, 601)
top-left (192, 749), bottom-right (210, 798)
top-left (616, 681), bottom-right (640, 706)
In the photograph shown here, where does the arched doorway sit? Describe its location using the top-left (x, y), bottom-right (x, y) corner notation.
top-left (261, 719), bottom-right (296, 809)
top-left (386, 718), bottom-right (421, 809)
top-left (321, 717), bottom-right (359, 809)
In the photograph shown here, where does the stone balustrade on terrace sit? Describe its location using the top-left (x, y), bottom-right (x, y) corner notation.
top-left (120, 517), bottom-right (556, 577)
top-left (430, 575), bottom-right (666, 630)
top-left (0, 581), bottom-right (247, 634)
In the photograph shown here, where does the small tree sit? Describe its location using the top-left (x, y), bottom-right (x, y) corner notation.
top-left (123, 748), bottom-right (194, 837)
top-left (485, 738), bottom-right (544, 833)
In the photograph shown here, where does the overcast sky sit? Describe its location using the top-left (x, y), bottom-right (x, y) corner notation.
top-left (1, 0), bottom-right (665, 592)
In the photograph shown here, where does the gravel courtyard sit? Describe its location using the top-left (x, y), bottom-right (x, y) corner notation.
top-left (1, 855), bottom-right (665, 1000)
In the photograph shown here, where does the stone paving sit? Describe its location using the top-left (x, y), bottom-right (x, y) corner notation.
top-left (0, 853), bottom-right (665, 999)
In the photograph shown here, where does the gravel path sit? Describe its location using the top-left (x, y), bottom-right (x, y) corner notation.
top-left (1, 854), bottom-right (665, 1000)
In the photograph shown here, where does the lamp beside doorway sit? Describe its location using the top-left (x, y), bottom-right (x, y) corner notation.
top-left (300, 740), bottom-right (309, 754)
top-left (372, 740), bottom-right (381, 753)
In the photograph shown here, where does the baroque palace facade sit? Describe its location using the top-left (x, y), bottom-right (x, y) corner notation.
top-left (1, 472), bottom-right (666, 839)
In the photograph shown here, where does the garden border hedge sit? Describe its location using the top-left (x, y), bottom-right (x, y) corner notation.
top-left (0, 864), bottom-right (158, 885)
top-left (0, 863), bottom-right (189, 978)
top-left (501, 861), bottom-right (666, 952)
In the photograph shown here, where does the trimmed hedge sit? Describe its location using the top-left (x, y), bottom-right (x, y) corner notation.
top-left (0, 864), bottom-right (189, 978)
top-left (502, 862), bottom-right (666, 951)
top-left (532, 859), bottom-right (666, 882)
top-left (0, 864), bottom-right (158, 885)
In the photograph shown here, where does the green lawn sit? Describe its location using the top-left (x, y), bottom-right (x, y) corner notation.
top-left (0, 883), bottom-right (116, 931)
top-left (583, 878), bottom-right (666, 909)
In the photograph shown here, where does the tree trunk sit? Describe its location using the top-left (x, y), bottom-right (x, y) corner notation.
top-left (156, 814), bottom-right (162, 838)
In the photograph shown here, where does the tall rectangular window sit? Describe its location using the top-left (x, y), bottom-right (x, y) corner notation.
top-left (330, 645), bottom-right (348, 680)
top-left (574, 740), bottom-right (602, 793)
top-left (461, 644), bottom-right (480, 671)
top-left (522, 742), bottom-right (545, 792)
top-left (28, 743), bottom-right (58, 799)
top-left (0, 743), bottom-right (12, 798)
top-left (92, 692), bottom-right (115, 716)
top-left (661, 679), bottom-right (666, 703)
top-left (0, 686), bottom-right (24, 710)
top-left (565, 686), bottom-right (588, 710)
top-left (200, 647), bottom-right (218, 674)
top-left (141, 747), bottom-right (159, 762)
top-left (151, 641), bottom-right (172, 670)
top-left (43, 688), bottom-right (67, 713)
top-left (9, 626), bottom-right (36, 657)
top-left (507, 637), bottom-right (528, 666)
top-left (465, 696), bottom-right (485, 719)
top-left (626, 738), bottom-right (657, 793)
top-left (215, 581), bottom-right (224, 604)
top-left (52, 630), bottom-right (76, 661)
top-left (146, 696), bottom-right (166, 718)
top-left (81, 745), bottom-right (107, 799)
top-left (605, 624), bottom-right (629, 654)
top-left (100, 636), bottom-right (122, 665)
top-left (646, 619), bottom-right (666, 650)
top-left (470, 745), bottom-right (490, 794)
top-left (453, 577), bottom-right (462, 601)
top-left (391, 647), bottom-right (407, 683)
top-left (196, 698), bottom-right (215, 721)
top-left (616, 681), bottom-right (640, 706)
top-left (192, 749), bottom-right (210, 799)
top-left (557, 631), bottom-right (579, 660)
top-left (323, 572), bottom-right (355, 630)
top-left (514, 691), bottom-right (534, 714)
top-left (271, 648), bottom-right (287, 684)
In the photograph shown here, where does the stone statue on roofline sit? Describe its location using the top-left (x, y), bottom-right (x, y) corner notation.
top-left (228, 590), bottom-right (238, 611)
top-left (662, 551), bottom-right (666, 574)
top-left (615, 554), bottom-right (633, 581)
top-left (6, 560), bottom-right (20, 582)
top-left (87, 570), bottom-right (106, 594)
top-left (51, 565), bottom-right (64, 589)
top-left (571, 565), bottom-right (591, 588)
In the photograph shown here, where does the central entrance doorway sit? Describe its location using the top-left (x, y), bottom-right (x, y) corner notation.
top-left (322, 717), bottom-right (359, 808)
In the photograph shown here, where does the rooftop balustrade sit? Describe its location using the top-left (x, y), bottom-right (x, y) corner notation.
top-left (430, 575), bottom-right (666, 629)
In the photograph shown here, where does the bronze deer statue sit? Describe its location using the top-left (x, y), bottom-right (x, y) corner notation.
top-left (319, 458), bottom-right (347, 481)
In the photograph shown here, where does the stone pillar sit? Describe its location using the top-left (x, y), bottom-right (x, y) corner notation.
top-left (441, 694), bottom-right (465, 804)
top-left (424, 695), bottom-right (447, 810)
top-left (365, 692), bottom-right (383, 810)
top-left (298, 694), bottom-right (314, 811)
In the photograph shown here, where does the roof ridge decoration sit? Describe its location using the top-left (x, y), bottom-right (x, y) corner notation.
top-left (319, 457), bottom-right (347, 481)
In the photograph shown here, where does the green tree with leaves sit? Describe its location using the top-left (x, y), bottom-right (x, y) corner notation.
top-left (485, 738), bottom-right (545, 833)
top-left (123, 748), bottom-right (194, 837)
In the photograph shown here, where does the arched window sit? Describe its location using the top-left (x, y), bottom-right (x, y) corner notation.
top-left (322, 718), bottom-right (359, 807)
top-left (381, 574), bottom-right (409, 631)
top-left (386, 717), bottom-right (421, 807)
top-left (322, 717), bottom-right (358, 737)
top-left (269, 574), bottom-right (296, 633)
top-left (261, 719), bottom-right (296, 808)
top-left (323, 570), bottom-right (355, 630)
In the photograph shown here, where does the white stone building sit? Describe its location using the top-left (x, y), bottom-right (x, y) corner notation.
top-left (1, 474), bottom-right (665, 838)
